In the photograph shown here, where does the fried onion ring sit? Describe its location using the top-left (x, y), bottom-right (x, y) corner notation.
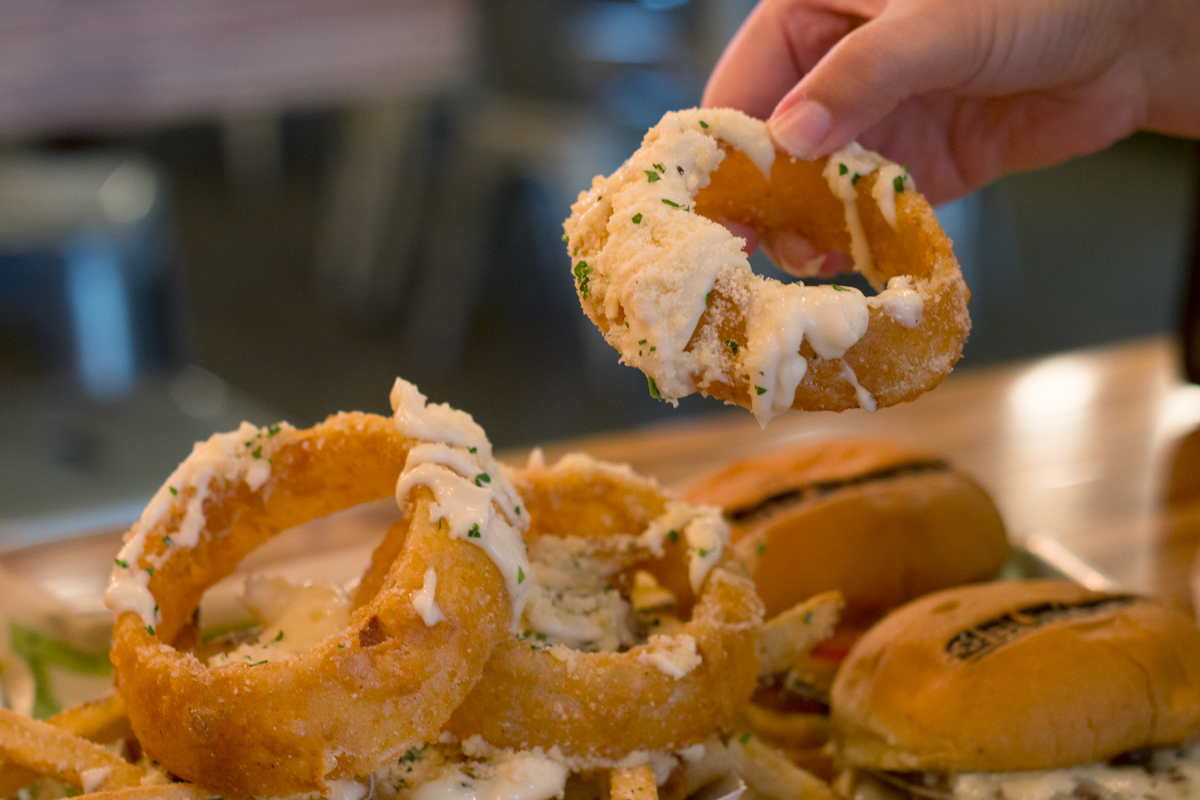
top-left (445, 453), bottom-right (763, 760)
top-left (106, 382), bottom-right (531, 798)
top-left (563, 108), bottom-right (970, 423)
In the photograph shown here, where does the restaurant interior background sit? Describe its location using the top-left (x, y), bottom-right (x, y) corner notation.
top-left (0, 0), bottom-right (1197, 538)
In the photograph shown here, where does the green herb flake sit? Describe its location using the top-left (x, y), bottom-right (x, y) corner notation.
top-left (666, 529), bottom-right (678, 543)
top-left (649, 346), bottom-right (656, 352)
top-left (268, 424), bottom-right (282, 437)
top-left (115, 558), bottom-right (129, 569)
top-left (803, 610), bottom-right (815, 624)
top-left (661, 198), bottom-right (681, 208)
top-left (699, 120), bottom-right (709, 128)
top-left (251, 446), bottom-right (262, 459)
top-left (145, 626), bottom-right (156, 637)
top-left (274, 630), bottom-right (285, 642)
top-left (755, 386), bottom-right (767, 395)
top-left (756, 543), bottom-right (766, 555)
top-left (518, 567), bottom-right (526, 584)
top-left (168, 486), bottom-right (177, 496)
top-left (638, 339), bottom-right (647, 345)
top-left (574, 261), bottom-right (592, 298)
top-left (831, 284), bottom-right (850, 291)
top-left (698, 547), bottom-right (713, 558)
top-left (145, 566), bottom-right (154, 576)
top-left (653, 162), bottom-right (665, 173)
top-left (515, 506), bottom-right (521, 515)
top-left (677, 166), bottom-right (684, 175)
top-left (894, 175), bottom-right (905, 193)
top-left (468, 446), bottom-right (477, 453)
top-left (562, 234), bottom-right (569, 243)
top-left (740, 732), bottom-right (752, 745)
top-left (851, 173), bottom-right (860, 185)
top-left (838, 163), bottom-right (848, 176)
top-left (644, 170), bottom-right (661, 183)
top-left (632, 213), bottom-right (643, 224)
top-left (475, 472), bottom-right (491, 487)
top-left (705, 292), bottom-right (711, 305)
top-left (468, 524), bottom-right (481, 538)
top-left (163, 536), bottom-right (173, 547)
top-left (647, 376), bottom-right (661, 400)
top-left (725, 339), bottom-right (740, 355)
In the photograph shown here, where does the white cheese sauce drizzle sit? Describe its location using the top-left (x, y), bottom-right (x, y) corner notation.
top-left (392, 379), bottom-right (533, 630)
top-left (411, 567), bottom-right (445, 628)
top-left (410, 752), bottom-right (568, 800)
top-left (104, 420), bottom-right (294, 627)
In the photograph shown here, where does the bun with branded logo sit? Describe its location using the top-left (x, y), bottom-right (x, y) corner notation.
top-left (830, 580), bottom-right (1200, 799)
top-left (682, 438), bottom-right (1009, 626)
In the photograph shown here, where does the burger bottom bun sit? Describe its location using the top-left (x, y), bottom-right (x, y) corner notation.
top-left (832, 581), bottom-right (1200, 773)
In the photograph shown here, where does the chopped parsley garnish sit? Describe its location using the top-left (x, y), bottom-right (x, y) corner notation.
top-left (698, 547), bottom-right (713, 558)
top-left (168, 486), bottom-right (177, 496)
top-left (851, 173), bottom-right (861, 185)
top-left (163, 536), bottom-right (173, 546)
top-left (638, 339), bottom-right (647, 345)
top-left (740, 732), bottom-right (752, 744)
top-left (894, 175), bottom-right (905, 193)
top-left (725, 339), bottom-right (739, 355)
top-left (756, 543), bottom-right (766, 555)
top-left (475, 472), bottom-right (491, 486)
top-left (250, 660), bottom-right (268, 667)
top-left (468, 524), bottom-right (481, 538)
top-left (574, 261), bottom-right (592, 298)
top-left (652, 162), bottom-right (665, 173)
top-left (562, 234), bottom-right (568, 243)
top-left (515, 506), bottom-right (521, 515)
top-left (145, 626), bottom-right (155, 636)
top-left (274, 630), bottom-right (285, 641)
top-left (251, 446), bottom-right (262, 459)
top-left (803, 610), bottom-right (814, 624)
top-left (518, 567), bottom-right (526, 584)
top-left (632, 213), bottom-right (643, 224)
top-left (644, 170), bottom-right (661, 183)
top-left (468, 446), bottom-right (477, 453)
top-left (831, 284), bottom-right (850, 291)
top-left (647, 376), bottom-right (661, 400)
top-left (677, 166), bottom-right (684, 175)
top-left (755, 386), bottom-right (767, 395)
top-left (838, 163), bottom-right (848, 176)
top-left (649, 346), bottom-right (656, 352)
top-left (115, 558), bottom-right (129, 568)
top-left (662, 198), bottom-right (681, 208)
top-left (666, 529), bottom-right (678, 543)
top-left (705, 292), bottom-right (711, 305)
top-left (267, 424), bottom-right (281, 437)
top-left (399, 745), bottom-right (426, 764)
top-left (145, 566), bottom-right (154, 576)
top-left (699, 120), bottom-right (709, 128)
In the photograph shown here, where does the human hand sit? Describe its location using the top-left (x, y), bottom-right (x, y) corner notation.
top-left (704, 0), bottom-right (1200, 206)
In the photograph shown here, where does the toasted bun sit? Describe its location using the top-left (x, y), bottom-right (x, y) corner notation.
top-left (832, 580), bottom-right (1200, 773)
top-left (682, 438), bottom-right (1008, 624)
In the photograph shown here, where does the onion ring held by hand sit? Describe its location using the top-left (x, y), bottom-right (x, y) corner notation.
top-left (106, 382), bottom-right (531, 798)
top-left (563, 109), bottom-right (970, 424)
top-left (445, 454), bottom-right (764, 760)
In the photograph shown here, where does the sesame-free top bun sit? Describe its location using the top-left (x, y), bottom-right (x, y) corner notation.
top-left (831, 580), bottom-right (1200, 773)
top-left (682, 438), bottom-right (1008, 624)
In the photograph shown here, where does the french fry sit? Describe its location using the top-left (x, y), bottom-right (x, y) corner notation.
top-left (0, 707), bottom-right (145, 792)
top-left (610, 765), bottom-right (658, 800)
top-left (0, 693), bottom-right (133, 796)
top-left (758, 592), bottom-right (843, 678)
top-left (728, 733), bottom-right (838, 800)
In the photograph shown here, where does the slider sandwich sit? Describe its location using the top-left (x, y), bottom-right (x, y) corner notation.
top-left (683, 438), bottom-right (1009, 626)
top-left (831, 580), bottom-right (1200, 800)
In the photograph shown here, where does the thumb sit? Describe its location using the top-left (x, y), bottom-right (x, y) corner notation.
top-left (767, 3), bottom-right (982, 158)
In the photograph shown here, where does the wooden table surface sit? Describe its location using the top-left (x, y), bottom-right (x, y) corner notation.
top-left (525, 336), bottom-right (1200, 616)
top-left (5, 336), bottom-right (1200, 622)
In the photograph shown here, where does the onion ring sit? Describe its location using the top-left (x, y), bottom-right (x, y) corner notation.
top-left (563, 108), bottom-right (970, 423)
top-left (444, 453), bottom-right (764, 760)
top-left (106, 381), bottom-right (532, 798)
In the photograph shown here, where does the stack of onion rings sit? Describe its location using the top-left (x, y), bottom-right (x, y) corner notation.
top-left (106, 385), bottom-right (529, 798)
top-left (563, 108), bottom-right (970, 423)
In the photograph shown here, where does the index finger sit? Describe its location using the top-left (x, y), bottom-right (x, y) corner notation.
top-left (702, 0), bottom-right (882, 118)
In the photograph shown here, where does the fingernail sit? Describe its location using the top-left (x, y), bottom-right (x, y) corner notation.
top-left (769, 101), bottom-right (831, 159)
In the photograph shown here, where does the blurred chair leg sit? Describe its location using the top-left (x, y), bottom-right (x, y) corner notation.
top-left (316, 99), bottom-right (434, 322)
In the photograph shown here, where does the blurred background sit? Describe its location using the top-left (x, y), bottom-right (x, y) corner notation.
top-left (0, 0), bottom-right (1197, 536)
